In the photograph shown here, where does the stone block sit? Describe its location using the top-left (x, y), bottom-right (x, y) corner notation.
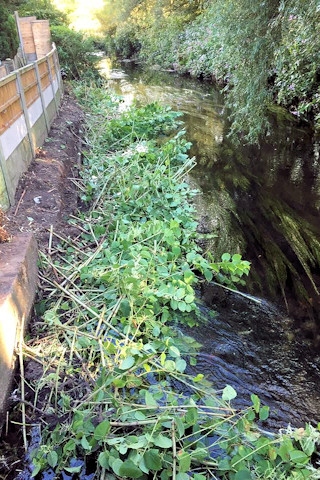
top-left (0, 233), bottom-right (38, 426)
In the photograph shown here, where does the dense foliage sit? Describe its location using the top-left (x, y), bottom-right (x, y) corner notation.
top-left (17, 0), bottom-right (68, 25)
top-left (50, 25), bottom-right (99, 79)
top-left (0, 0), bottom-right (19, 61)
top-left (99, 0), bottom-right (320, 144)
top-left (11, 0), bottom-right (320, 140)
top-left (0, 0), bottom-right (99, 79)
top-left (26, 82), bottom-right (320, 479)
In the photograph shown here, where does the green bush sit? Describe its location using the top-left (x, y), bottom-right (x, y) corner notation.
top-left (51, 25), bottom-right (99, 80)
top-left (0, 2), bottom-right (18, 61)
top-left (100, 0), bottom-right (320, 143)
top-left (17, 0), bottom-right (68, 26)
top-left (111, 22), bottom-right (141, 58)
top-left (274, 0), bottom-right (320, 123)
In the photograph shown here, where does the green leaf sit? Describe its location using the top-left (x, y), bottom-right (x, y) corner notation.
top-left (185, 407), bottom-right (198, 426)
top-left (119, 299), bottom-right (131, 316)
top-left (98, 451), bottom-right (109, 468)
top-left (145, 390), bottom-right (158, 407)
top-left (119, 460), bottom-right (144, 478)
top-left (246, 410), bottom-right (256, 422)
top-left (232, 253), bottom-right (242, 264)
top-left (111, 458), bottom-right (123, 475)
top-left (127, 435), bottom-right (148, 449)
top-left (47, 451), bottom-right (58, 469)
top-left (175, 417), bottom-right (185, 438)
top-left (183, 270), bottom-right (194, 284)
top-left (218, 458), bottom-right (230, 470)
top-left (175, 358), bottom-right (187, 372)
top-left (177, 450), bottom-right (191, 473)
top-left (119, 356), bottom-right (135, 370)
top-left (222, 385), bottom-right (237, 401)
top-left (289, 450), bottom-right (309, 465)
top-left (175, 287), bottom-right (186, 300)
top-left (112, 377), bottom-right (126, 387)
top-left (152, 325), bottom-right (160, 337)
top-left (190, 356), bottom-right (197, 366)
top-left (31, 464), bottom-right (41, 478)
top-left (259, 405), bottom-right (269, 421)
top-left (169, 346), bottom-right (180, 358)
top-left (204, 269), bottom-right (213, 282)
top-left (170, 299), bottom-right (178, 310)
top-left (64, 466), bottom-right (82, 473)
top-left (176, 474), bottom-right (190, 480)
top-left (178, 301), bottom-right (187, 312)
top-left (63, 439), bottom-right (76, 454)
top-left (164, 359), bottom-right (176, 371)
top-left (94, 420), bottom-right (111, 441)
top-left (184, 294), bottom-right (195, 303)
top-left (81, 435), bottom-right (91, 451)
top-left (278, 440), bottom-right (293, 461)
top-left (222, 253), bottom-right (231, 262)
top-left (234, 468), bottom-right (252, 480)
top-left (172, 246), bottom-right (181, 256)
top-left (134, 410), bottom-right (146, 421)
top-left (144, 449), bottom-right (162, 470)
top-left (153, 434), bottom-right (173, 448)
top-left (251, 394), bottom-right (260, 414)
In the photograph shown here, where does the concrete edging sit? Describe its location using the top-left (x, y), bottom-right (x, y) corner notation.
top-left (0, 233), bottom-right (38, 427)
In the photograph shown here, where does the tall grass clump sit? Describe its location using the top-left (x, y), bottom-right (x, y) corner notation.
top-left (26, 82), bottom-right (320, 479)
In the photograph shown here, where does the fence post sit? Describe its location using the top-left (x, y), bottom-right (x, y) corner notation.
top-left (46, 55), bottom-right (59, 115)
top-left (52, 45), bottom-right (64, 94)
top-left (0, 140), bottom-right (13, 206)
top-left (34, 62), bottom-right (50, 134)
top-left (15, 70), bottom-right (35, 157)
top-left (14, 12), bottom-right (27, 65)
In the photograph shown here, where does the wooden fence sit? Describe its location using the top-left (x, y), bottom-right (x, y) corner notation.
top-left (0, 44), bottom-right (63, 210)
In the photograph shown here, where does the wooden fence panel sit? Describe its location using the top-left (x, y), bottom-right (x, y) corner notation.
top-left (38, 58), bottom-right (51, 90)
top-left (0, 45), bottom-right (63, 209)
top-left (18, 16), bottom-right (37, 62)
top-left (0, 76), bottom-right (22, 135)
top-left (32, 20), bottom-right (51, 58)
top-left (20, 66), bottom-right (39, 107)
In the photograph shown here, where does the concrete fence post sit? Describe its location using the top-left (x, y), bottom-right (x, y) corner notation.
top-left (15, 70), bottom-right (35, 157)
top-left (0, 141), bottom-right (11, 207)
top-left (52, 45), bottom-right (64, 94)
top-left (34, 62), bottom-right (50, 134)
top-left (46, 56), bottom-right (58, 115)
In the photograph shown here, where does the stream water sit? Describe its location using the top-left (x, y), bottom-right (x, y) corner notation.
top-left (100, 59), bottom-right (320, 429)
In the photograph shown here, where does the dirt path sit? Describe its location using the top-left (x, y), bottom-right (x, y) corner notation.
top-left (4, 87), bottom-right (84, 250)
top-left (0, 88), bottom-right (84, 478)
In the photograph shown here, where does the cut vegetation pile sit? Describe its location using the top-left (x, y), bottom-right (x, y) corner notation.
top-left (20, 82), bottom-right (320, 479)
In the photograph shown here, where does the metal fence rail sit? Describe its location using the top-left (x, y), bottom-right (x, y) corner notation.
top-left (0, 44), bottom-right (63, 210)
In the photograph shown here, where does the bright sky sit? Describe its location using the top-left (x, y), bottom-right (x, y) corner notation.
top-left (53, 0), bottom-right (104, 32)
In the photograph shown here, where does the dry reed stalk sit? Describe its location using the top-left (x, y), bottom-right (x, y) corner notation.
top-left (48, 224), bottom-right (53, 255)
top-left (14, 188), bottom-right (26, 216)
top-left (172, 419), bottom-right (177, 480)
top-left (18, 322), bottom-right (28, 452)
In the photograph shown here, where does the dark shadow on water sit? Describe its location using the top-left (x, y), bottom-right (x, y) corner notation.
top-left (101, 58), bottom-right (320, 428)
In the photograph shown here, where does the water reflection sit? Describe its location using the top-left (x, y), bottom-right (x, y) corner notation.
top-left (101, 58), bottom-right (320, 328)
top-left (100, 59), bottom-right (320, 426)
top-left (185, 285), bottom-right (320, 428)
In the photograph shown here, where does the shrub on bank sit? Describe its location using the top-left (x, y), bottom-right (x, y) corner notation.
top-left (51, 25), bottom-right (100, 80)
top-left (102, 0), bottom-right (320, 142)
